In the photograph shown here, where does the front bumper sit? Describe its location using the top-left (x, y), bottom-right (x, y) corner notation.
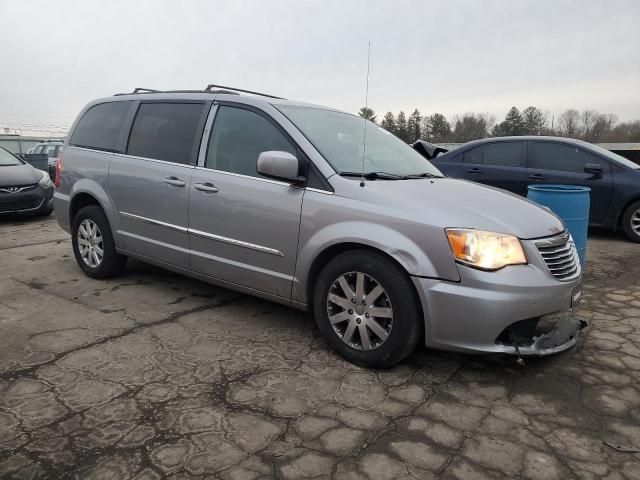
top-left (0, 185), bottom-right (52, 214)
top-left (413, 242), bottom-right (584, 356)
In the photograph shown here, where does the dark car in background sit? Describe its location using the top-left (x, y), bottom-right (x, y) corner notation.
top-left (0, 146), bottom-right (54, 217)
top-left (431, 136), bottom-right (640, 242)
top-left (31, 140), bottom-right (64, 180)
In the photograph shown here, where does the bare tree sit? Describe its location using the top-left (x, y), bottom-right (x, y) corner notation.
top-left (557, 109), bottom-right (580, 137)
top-left (452, 113), bottom-right (495, 142)
top-left (609, 120), bottom-right (640, 142)
top-left (584, 112), bottom-right (617, 142)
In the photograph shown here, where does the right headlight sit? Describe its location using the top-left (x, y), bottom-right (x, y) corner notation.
top-left (446, 228), bottom-right (527, 271)
top-left (38, 170), bottom-right (53, 188)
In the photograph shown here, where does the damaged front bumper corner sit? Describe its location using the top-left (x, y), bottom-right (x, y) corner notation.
top-left (502, 312), bottom-right (588, 356)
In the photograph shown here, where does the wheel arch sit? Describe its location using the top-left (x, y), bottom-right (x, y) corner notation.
top-left (68, 179), bottom-right (122, 248)
top-left (303, 242), bottom-right (424, 320)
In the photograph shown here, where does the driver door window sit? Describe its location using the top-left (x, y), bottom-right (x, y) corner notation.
top-left (206, 106), bottom-right (296, 178)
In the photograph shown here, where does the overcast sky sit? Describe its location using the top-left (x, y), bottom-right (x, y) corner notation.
top-left (1, 0), bottom-right (639, 135)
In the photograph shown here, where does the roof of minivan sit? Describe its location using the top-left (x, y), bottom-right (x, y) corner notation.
top-left (99, 91), bottom-right (351, 116)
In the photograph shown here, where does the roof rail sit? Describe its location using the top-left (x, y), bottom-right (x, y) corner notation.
top-left (205, 84), bottom-right (284, 99)
top-left (113, 87), bottom-right (242, 97)
top-left (114, 87), bottom-right (161, 96)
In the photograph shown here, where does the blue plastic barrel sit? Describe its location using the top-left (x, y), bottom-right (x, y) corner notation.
top-left (527, 185), bottom-right (590, 267)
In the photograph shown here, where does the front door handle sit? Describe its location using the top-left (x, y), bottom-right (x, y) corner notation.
top-left (194, 182), bottom-right (219, 193)
top-left (529, 174), bottom-right (547, 181)
top-left (466, 167), bottom-right (482, 174)
top-left (165, 176), bottom-right (186, 187)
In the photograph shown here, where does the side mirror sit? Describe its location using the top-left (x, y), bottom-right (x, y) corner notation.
top-left (584, 163), bottom-right (603, 175)
top-left (257, 151), bottom-right (304, 183)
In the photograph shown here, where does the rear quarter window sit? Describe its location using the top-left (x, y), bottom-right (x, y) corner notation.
top-left (70, 101), bottom-right (132, 152)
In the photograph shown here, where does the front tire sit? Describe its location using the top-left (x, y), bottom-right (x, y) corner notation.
top-left (312, 250), bottom-right (422, 368)
top-left (622, 200), bottom-right (640, 243)
top-left (71, 205), bottom-right (127, 278)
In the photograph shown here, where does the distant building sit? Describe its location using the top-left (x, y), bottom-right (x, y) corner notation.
top-left (0, 134), bottom-right (66, 154)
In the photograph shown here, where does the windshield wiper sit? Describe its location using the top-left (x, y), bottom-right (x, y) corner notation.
top-left (339, 171), bottom-right (406, 180)
top-left (339, 171), bottom-right (444, 180)
top-left (403, 172), bottom-right (445, 179)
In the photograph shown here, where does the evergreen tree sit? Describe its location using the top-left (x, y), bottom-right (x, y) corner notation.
top-left (522, 106), bottom-right (547, 135)
top-left (395, 111), bottom-right (409, 143)
top-left (407, 109), bottom-right (422, 143)
top-left (502, 106), bottom-right (525, 136)
top-left (358, 107), bottom-right (377, 123)
top-left (426, 113), bottom-right (451, 142)
top-left (380, 112), bottom-right (396, 134)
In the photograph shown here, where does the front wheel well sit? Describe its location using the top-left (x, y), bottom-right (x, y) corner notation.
top-left (69, 193), bottom-right (101, 223)
top-left (305, 243), bottom-right (422, 315)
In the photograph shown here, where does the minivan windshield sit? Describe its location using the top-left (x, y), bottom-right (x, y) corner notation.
top-left (0, 148), bottom-right (23, 167)
top-left (277, 105), bottom-right (442, 178)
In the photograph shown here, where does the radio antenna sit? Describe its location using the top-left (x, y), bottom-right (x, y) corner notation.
top-left (360, 42), bottom-right (371, 188)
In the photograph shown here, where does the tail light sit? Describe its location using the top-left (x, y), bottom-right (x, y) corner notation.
top-left (54, 154), bottom-right (63, 188)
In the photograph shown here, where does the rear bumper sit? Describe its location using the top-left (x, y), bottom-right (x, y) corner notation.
top-left (53, 191), bottom-right (71, 232)
top-left (413, 259), bottom-right (584, 356)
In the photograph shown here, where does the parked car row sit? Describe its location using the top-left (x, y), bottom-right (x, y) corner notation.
top-left (54, 86), bottom-right (586, 368)
top-left (413, 137), bottom-right (640, 243)
top-left (0, 146), bottom-right (54, 216)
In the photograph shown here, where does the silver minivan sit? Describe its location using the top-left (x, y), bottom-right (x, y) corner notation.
top-left (54, 86), bottom-right (584, 367)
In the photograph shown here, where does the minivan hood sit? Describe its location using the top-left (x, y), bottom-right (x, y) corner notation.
top-left (338, 177), bottom-right (565, 240)
top-left (0, 163), bottom-right (42, 187)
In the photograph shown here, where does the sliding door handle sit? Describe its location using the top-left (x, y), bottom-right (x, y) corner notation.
top-left (194, 182), bottom-right (218, 193)
top-left (165, 176), bottom-right (186, 187)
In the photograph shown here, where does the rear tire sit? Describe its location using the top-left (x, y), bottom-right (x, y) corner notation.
top-left (312, 250), bottom-right (422, 368)
top-left (622, 200), bottom-right (640, 243)
top-left (71, 205), bottom-right (127, 278)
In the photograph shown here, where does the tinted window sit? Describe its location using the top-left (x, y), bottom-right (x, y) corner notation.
top-left (463, 146), bottom-right (483, 164)
top-left (206, 106), bottom-right (296, 178)
top-left (127, 103), bottom-right (206, 164)
top-left (70, 101), bottom-right (131, 152)
top-left (483, 142), bottom-right (524, 167)
top-left (530, 142), bottom-right (610, 173)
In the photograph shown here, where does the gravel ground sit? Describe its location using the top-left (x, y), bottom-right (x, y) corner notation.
top-left (1, 215), bottom-right (639, 479)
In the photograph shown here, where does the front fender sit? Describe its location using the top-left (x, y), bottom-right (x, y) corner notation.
top-left (292, 220), bottom-right (460, 305)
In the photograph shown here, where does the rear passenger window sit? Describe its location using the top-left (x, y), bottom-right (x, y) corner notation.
top-left (70, 101), bottom-right (131, 152)
top-left (206, 106), bottom-right (296, 178)
top-left (463, 146), bottom-right (483, 164)
top-left (483, 142), bottom-right (524, 167)
top-left (127, 103), bottom-right (206, 164)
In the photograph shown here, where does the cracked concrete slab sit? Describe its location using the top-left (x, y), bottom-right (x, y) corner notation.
top-left (1, 216), bottom-right (640, 479)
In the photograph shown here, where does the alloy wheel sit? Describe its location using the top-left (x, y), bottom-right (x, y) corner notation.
top-left (632, 208), bottom-right (640, 236)
top-left (326, 271), bottom-right (393, 351)
top-left (77, 218), bottom-right (104, 268)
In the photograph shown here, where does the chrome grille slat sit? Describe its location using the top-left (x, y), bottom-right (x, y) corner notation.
top-left (546, 257), bottom-right (577, 268)
top-left (534, 231), bottom-right (580, 281)
top-left (541, 251), bottom-right (574, 262)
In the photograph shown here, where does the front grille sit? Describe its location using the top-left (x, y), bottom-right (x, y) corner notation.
top-left (0, 197), bottom-right (43, 213)
top-left (0, 184), bottom-right (37, 194)
top-left (534, 231), bottom-right (580, 281)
